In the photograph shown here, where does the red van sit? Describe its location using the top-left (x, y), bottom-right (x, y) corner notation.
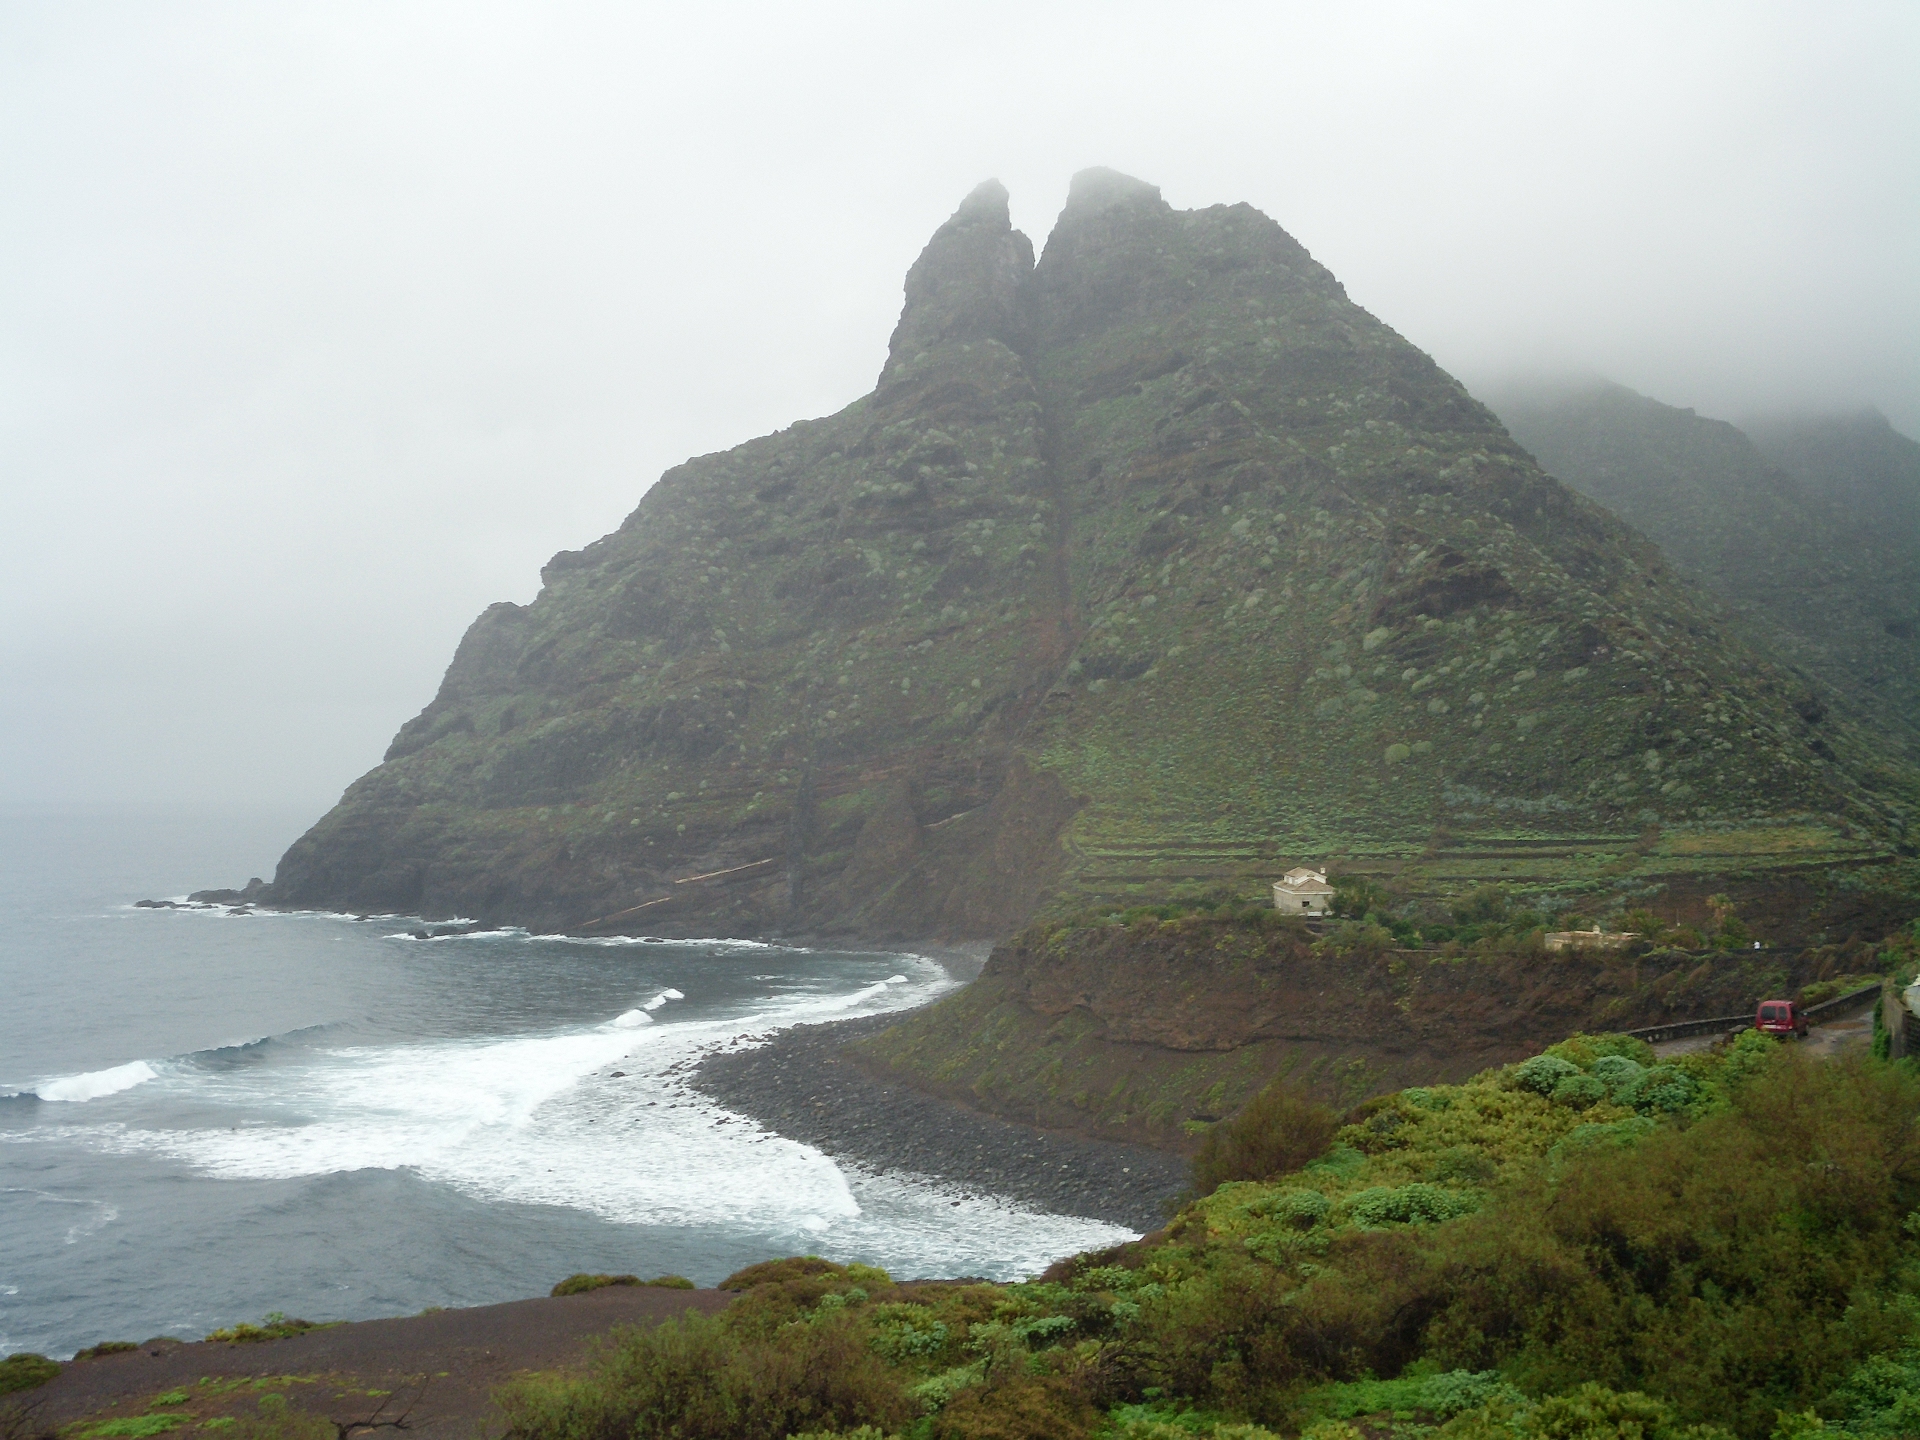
top-left (1755, 1000), bottom-right (1808, 1039)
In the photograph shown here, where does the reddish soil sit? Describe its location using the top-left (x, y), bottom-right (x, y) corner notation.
top-left (13, 1286), bottom-right (731, 1440)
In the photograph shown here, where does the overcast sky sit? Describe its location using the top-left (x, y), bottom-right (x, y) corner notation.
top-left (3, 1), bottom-right (1915, 813)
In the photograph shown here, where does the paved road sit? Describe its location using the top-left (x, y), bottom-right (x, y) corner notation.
top-left (1802, 995), bottom-right (1877, 1057)
top-left (1653, 993), bottom-right (1878, 1060)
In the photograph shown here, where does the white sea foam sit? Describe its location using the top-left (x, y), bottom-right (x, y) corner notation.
top-left (527, 934), bottom-right (789, 950)
top-left (13, 945), bottom-right (1128, 1278)
top-left (132, 900), bottom-right (431, 925)
top-left (35, 1061), bottom-right (158, 1103)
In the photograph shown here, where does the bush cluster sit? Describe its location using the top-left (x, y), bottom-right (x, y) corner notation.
top-left (201, 1313), bottom-right (323, 1345)
top-left (501, 993), bottom-right (1920, 1439)
top-left (1189, 1079), bottom-right (1340, 1198)
top-left (550, 1272), bottom-right (696, 1296)
top-left (0, 1352), bottom-right (59, 1395)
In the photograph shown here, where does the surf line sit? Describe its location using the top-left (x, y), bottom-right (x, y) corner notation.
top-left (571, 857), bottom-right (779, 932)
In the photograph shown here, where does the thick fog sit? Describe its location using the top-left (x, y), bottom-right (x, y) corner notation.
top-left (3, 2), bottom-right (1915, 808)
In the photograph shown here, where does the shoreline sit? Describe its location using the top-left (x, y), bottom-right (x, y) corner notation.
top-left (691, 1011), bottom-right (1188, 1235)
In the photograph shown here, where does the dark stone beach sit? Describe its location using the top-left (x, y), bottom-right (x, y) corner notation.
top-left (690, 1012), bottom-right (1188, 1235)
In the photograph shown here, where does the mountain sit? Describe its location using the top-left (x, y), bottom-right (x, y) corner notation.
top-left (259, 171), bottom-right (1913, 940)
top-left (1746, 407), bottom-right (1920, 544)
top-left (1491, 383), bottom-right (1920, 764)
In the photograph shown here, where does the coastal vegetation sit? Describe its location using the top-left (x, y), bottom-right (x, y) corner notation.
top-left (0, 1352), bottom-right (59, 1396)
top-left (500, 1016), bottom-right (1920, 1439)
top-left (201, 1315), bottom-right (326, 1345)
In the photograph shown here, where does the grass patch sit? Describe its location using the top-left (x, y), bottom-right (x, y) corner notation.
top-left (202, 1314), bottom-right (328, 1345)
top-left (0, 1353), bottom-right (58, 1395)
top-left (72, 1342), bottom-right (139, 1362)
top-left (77, 1417), bottom-right (184, 1438)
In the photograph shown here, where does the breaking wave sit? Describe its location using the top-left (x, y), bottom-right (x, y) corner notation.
top-left (33, 1061), bottom-right (158, 1103)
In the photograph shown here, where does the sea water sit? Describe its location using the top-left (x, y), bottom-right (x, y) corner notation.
top-left (0, 806), bottom-right (1130, 1359)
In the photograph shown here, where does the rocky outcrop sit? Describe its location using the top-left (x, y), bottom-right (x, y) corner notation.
top-left (252, 173), bottom-right (1916, 938)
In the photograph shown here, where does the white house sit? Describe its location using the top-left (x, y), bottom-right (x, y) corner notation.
top-left (1273, 866), bottom-right (1336, 916)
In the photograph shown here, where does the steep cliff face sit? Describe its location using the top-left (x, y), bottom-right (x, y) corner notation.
top-left (265, 172), bottom-right (1913, 937)
top-left (1493, 383), bottom-right (1920, 763)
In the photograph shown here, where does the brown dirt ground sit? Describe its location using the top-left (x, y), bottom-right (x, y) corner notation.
top-left (11, 1286), bottom-right (732, 1440)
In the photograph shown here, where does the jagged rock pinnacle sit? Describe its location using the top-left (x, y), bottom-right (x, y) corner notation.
top-left (1061, 166), bottom-right (1163, 215)
top-left (882, 180), bottom-right (1035, 379)
top-left (259, 168), bottom-right (1905, 942)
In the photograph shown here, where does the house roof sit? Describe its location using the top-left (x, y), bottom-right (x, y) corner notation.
top-left (1275, 876), bottom-right (1336, 895)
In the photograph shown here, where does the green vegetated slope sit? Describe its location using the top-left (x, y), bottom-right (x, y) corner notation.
top-left (1492, 382), bottom-right (1920, 765)
top-left (854, 904), bottom-right (1883, 1151)
top-left (263, 172), bottom-right (1916, 938)
top-left (499, 975), bottom-right (1920, 1440)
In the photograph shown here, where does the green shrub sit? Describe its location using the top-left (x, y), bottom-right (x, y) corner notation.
top-left (0, 1353), bottom-right (59, 1395)
top-left (1300, 1367), bottom-right (1525, 1424)
top-left (550, 1272), bottom-right (696, 1296)
top-left (1551, 1074), bottom-right (1609, 1110)
top-left (1428, 1146), bottom-right (1499, 1184)
top-left (1347, 1183), bottom-right (1482, 1228)
top-left (1434, 1382), bottom-right (1682, 1438)
top-left (910, 1362), bottom-right (986, 1413)
top-left (1546, 1034), bottom-right (1655, 1069)
top-left (497, 1308), bottom-right (912, 1440)
top-left (1590, 1055), bottom-right (1647, 1098)
top-left (1417, 1368), bottom-right (1528, 1417)
top-left (721, 1256), bottom-right (848, 1291)
top-left (1824, 1340), bottom-right (1920, 1436)
top-left (1190, 1079), bottom-right (1339, 1196)
top-left (77, 1418), bottom-right (184, 1438)
top-left (1551, 1115), bottom-right (1658, 1164)
top-left (71, 1341), bottom-right (138, 1361)
top-left (928, 1373), bottom-right (1098, 1439)
top-left (1270, 1189), bottom-right (1331, 1228)
top-left (552, 1273), bottom-right (642, 1296)
top-left (1422, 1052), bottom-right (1920, 1434)
top-left (1618, 1064), bottom-right (1698, 1114)
top-left (203, 1313), bottom-right (322, 1344)
top-left (869, 1306), bottom-right (950, 1364)
top-left (1515, 1055), bottom-right (1582, 1095)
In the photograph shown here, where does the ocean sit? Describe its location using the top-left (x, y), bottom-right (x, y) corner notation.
top-left (0, 805), bottom-right (1130, 1360)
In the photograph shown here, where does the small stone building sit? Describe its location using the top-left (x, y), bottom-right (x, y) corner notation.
top-left (1273, 866), bottom-right (1336, 916)
top-left (1544, 925), bottom-right (1640, 953)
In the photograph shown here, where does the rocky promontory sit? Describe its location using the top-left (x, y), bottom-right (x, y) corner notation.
top-left (216, 169), bottom-right (1913, 943)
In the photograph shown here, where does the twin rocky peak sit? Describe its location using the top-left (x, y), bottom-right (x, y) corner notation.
top-left (262, 170), bottom-right (1908, 940)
